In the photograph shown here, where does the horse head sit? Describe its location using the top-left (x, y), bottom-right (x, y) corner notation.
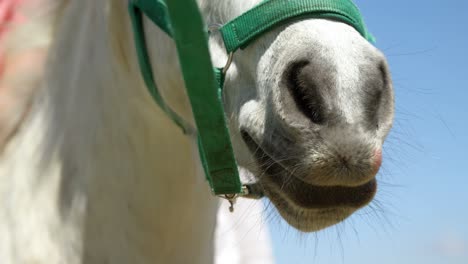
top-left (125, 0), bottom-right (393, 232)
top-left (199, 1), bottom-right (395, 231)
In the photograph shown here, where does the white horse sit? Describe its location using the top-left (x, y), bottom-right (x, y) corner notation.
top-left (0, 0), bottom-right (393, 263)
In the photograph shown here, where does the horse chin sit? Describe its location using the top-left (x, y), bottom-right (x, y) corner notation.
top-left (240, 130), bottom-right (377, 232)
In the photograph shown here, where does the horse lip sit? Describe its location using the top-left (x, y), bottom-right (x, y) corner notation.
top-left (241, 129), bottom-right (377, 209)
top-left (275, 177), bottom-right (377, 209)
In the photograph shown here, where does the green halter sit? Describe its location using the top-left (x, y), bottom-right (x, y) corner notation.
top-left (128, 0), bottom-right (374, 202)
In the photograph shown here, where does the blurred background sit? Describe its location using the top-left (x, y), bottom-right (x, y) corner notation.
top-left (270, 0), bottom-right (468, 263)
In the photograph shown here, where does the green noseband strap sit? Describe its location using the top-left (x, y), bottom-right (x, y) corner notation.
top-left (128, 0), bottom-right (373, 196)
top-left (220, 0), bottom-right (374, 53)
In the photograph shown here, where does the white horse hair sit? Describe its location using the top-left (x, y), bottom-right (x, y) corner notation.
top-left (0, 0), bottom-right (393, 263)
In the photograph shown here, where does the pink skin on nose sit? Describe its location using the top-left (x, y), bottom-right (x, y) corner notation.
top-left (372, 149), bottom-right (383, 175)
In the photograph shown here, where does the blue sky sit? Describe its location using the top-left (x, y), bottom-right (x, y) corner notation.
top-left (269, 0), bottom-right (468, 263)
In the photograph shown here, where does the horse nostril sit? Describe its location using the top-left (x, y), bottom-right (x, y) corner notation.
top-left (285, 60), bottom-right (326, 125)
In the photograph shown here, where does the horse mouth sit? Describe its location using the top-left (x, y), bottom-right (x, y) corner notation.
top-left (268, 176), bottom-right (377, 209)
top-left (241, 130), bottom-right (377, 230)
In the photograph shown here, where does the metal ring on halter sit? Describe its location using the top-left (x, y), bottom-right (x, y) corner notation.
top-left (208, 24), bottom-right (234, 75)
top-left (216, 185), bottom-right (252, 212)
top-left (216, 184), bottom-right (265, 212)
top-left (217, 186), bottom-right (250, 199)
top-left (222, 52), bottom-right (234, 75)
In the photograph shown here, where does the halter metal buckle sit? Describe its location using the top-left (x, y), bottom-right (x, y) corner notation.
top-left (217, 185), bottom-right (250, 212)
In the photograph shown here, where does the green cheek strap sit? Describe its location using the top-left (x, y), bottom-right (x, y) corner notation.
top-left (167, 0), bottom-right (243, 194)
